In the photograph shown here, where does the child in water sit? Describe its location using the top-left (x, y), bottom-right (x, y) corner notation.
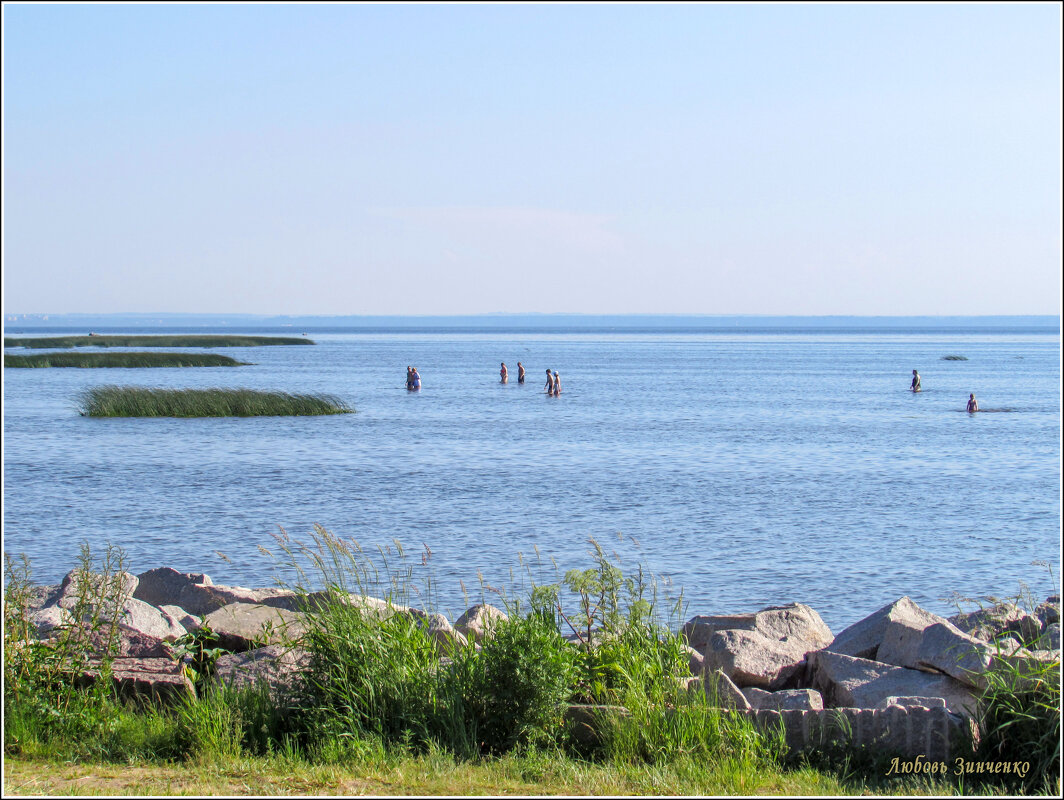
top-left (553, 371), bottom-right (561, 396)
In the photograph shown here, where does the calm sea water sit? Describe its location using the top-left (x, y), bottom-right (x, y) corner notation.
top-left (3, 327), bottom-right (1060, 632)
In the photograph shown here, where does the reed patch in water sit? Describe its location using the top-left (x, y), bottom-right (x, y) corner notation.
top-left (78, 386), bottom-right (353, 417)
top-left (5, 352), bottom-right (249, 368)
top-left (5, 335), bottom-right (313, 349)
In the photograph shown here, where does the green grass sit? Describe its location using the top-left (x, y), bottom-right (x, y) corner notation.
top-left (78, 386), bottom-right (353, 417)
top-left (4, 540), bottom-right (1059, 797)
top-left (5, 352), bottom-right (249, 368)
top-left (5, 335), bottom-right (313, 348)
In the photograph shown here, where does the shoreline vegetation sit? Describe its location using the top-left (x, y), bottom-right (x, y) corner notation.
top-left (4, 335), bottom-right (314, 349)
top-left (5, 352), bottom-right (250, 369)
top-left (78, 387), bottom-right (353, 417)
top-left (3, 534), bottom-right (1058, 797)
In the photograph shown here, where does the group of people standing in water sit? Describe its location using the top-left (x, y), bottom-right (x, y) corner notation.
top-left (910, 369), bottom-right (979, 412)
top-left (499, 361), bottom-right (561, 395)
top-left (407, 362), bottom-right (561, 396)
top-left (405, 366), bottom-right (421, 391)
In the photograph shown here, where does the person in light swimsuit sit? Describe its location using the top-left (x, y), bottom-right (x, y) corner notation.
top-left (500, 362), bottom-right (508, 383)
top-left (410, 367), bottom-right (421, 391)
top-left (552, 371), bottom-right (561, 396)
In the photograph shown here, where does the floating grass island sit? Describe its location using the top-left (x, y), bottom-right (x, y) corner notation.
top-left (5, 335), bottom-right (313, 349)
top-left (5, 352), bottom-right (249, 368)
top-left (79, 386), bottom-right (353, 417)
top-left (941, 355), bottom-right (969, 361)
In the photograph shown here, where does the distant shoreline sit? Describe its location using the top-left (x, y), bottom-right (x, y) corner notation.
top-left (4, 312), bottom-right (1060, 334)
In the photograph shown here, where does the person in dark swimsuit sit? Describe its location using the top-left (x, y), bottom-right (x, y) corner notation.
top-left (911, 370), bottom-right (921, 392)
top-left (406, 366), bottom-right (413, 390)
top-left (967, 393), bottom-right (978, 413)
top-left (544, 369), bottom-right (554, 394)
top-left (410, 367), bottom-right (421, 391)
top-left (500, 362), bottom-right (508, 383)
top-left (517, 362), bottom-right (525, 384)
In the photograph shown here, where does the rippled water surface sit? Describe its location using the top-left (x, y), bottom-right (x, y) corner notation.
top-left (4, 328), bottom-right (1060, 631)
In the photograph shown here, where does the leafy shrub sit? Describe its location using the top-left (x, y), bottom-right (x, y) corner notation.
top-left (445, 589), bottom-right (576, 754)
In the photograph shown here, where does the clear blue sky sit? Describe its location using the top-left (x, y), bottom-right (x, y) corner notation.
top-left (3, 3), bottom-right (1061, 316)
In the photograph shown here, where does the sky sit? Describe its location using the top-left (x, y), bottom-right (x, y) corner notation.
top-left (2, 3), bottom-right (1061, 317)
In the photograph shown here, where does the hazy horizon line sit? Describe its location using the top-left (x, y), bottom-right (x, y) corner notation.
top-left (7, 312), bottom-right (1060, 320)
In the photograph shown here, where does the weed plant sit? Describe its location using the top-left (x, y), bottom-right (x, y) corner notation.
top-left (3, 544), bottom-right (159, 758)
top-left (5, 335), bottom-right (313, 348)
top-left (942, 569), bottom-right (1061, 794)
top-left (5, 352), bottom-right (248, 368)
top-left (79, 386), bottom-right (353, 417)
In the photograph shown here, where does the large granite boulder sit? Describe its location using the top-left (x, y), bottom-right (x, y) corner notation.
top-left (114, 597), bottom-right (187, 642)
top-left (684, 603), bottom-right (833, 689)
top-left (880, 617), bottom-right (995, 689)
top-left (1035, 623), bottom-right (1060, 651)
top-left (743, 687), bottom-right (824, 711)
top-left (133, 568), bottom-right (295, 617)
top-left (826, 597), bottom-right (944, 661)
top-left (454, 604), bottom-right (508, 643)
top-left (948, 602), bottom-right (1041, 645)
top-left (78, 657), bottom-right (194, 703)
top-left (702, 629), bottom-right (810, 689)
top-left (133, 567), bottom-right (212, 607)
top-left (160, 605), bottom-right (203, 632)
top-left (203, 603), bottom-right (306, 652)
top-left (52, 569), bottom-right (139, 610)
top-left (27, 604), bottom-right (72, 638)
top-left (401, 609), bottom-right (468, 654)
top-left (806, 650), bottom-right (977, 718)
top-left (1034, 596), bottom-right (1061, 630)
top-left (874, 695), bottom-right (947, 710)
top-left (36, 570), bottom-right (186, 644)
top-left (702, 668), bottom-right (752, 709)
top-left (212, 644), bottom-right (311, 700)
top-left (683, 645), bottom-right (705, 677)
top-left (683, 603), bottom-right (833, 654)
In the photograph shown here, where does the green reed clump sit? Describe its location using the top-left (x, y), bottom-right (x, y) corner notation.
top-left (5, 335), bottom-right (313, 348)
top-left (79, 386), bottom-right (353, 417)
top-left (941, 354), bottom-right (969, 360)
top-left (5, 352), bottom-right (249, 368)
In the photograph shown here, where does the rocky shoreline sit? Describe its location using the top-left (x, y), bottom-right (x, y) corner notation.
top-left (11, 566), bottom-right (1061, 761)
